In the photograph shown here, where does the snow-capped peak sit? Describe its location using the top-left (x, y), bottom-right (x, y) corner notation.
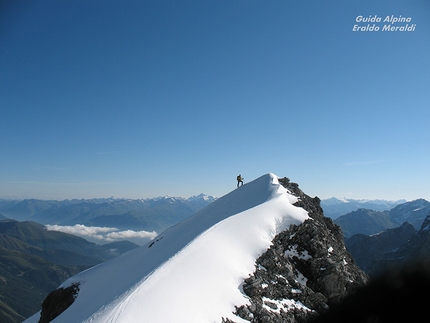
top-left (25, 173), bottom-right (309, 323)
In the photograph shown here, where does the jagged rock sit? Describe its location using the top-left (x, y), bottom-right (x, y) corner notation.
top-left (233, 177), bottom-right (368, 323)
top-left (38, 283), bottom-right (79, 323)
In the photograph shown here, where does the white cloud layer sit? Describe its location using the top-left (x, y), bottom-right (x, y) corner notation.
top-left (46, 224), bottom-right (157, 246)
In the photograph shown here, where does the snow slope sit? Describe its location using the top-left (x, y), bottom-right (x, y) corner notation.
top-left (25, 173), bottom-right (309, 323)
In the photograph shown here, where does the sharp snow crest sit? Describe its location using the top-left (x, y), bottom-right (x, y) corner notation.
top-left (25, 173), bottom-right (310, 323)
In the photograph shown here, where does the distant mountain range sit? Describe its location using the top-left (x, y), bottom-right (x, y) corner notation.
top-left (334, 199), bottom-right (430, 238)
top-left (328, 198), bottom-right (430, 280)
top-left (0, 196), bottom-right (409, 228)
top-left (0, 194), bottom-right (216, 232)
top-left (334, 209), bottom-right (394, 238)
top-left (346, 215), bottom-right (430, 278)
top-left (320, 197), bottom-right (406, 219)
top-left (1, 196), bottom-right (427, 243)
top-left (345, 222), bottom-right (416, 275)
top-left (388, 198), bottom-right (430, 229)
top-left (0, 219), bottom-right (138, 323)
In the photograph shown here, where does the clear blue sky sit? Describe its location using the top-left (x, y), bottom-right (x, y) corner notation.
top-left (1, 0), bottom-right (429, 201)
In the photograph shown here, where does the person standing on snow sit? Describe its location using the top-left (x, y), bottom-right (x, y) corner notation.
top-left (237, 174), bottom-right (244, 188)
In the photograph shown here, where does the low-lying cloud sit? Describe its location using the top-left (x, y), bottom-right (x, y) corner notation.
top-left (46, 224), bottom-right (157, 246)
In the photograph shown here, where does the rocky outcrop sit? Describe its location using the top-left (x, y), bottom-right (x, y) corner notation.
top-left (38, 283), bottom-right (79, 323)
top-left (231, 177), bottom-right (368, 323)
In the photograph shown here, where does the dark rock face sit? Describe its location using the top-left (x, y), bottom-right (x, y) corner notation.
top-left (231, 177), bottom-right (368, 323)
top-left (307, 263), bottom-right (430, 323)
top-left (38, 283), bottom-right (79, 323)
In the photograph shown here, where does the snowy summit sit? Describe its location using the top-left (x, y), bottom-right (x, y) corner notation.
top-left (25, 173), bottom-right (309, 323)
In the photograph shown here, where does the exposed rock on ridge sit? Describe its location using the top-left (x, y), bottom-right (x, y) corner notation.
top-left (231, 177), bottom-right (368, 323)
top-left (38, 283), bottom-right (79, 323)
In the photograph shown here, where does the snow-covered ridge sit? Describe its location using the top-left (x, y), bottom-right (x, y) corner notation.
top-left (25, 173), bottom-right (309, 323)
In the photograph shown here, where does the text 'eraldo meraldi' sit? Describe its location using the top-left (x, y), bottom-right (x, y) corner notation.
top-left (353, 15), bottom-right (416, 32)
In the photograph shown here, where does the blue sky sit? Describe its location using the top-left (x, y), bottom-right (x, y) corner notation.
top-left (1, 0), bottom-right (429, 201)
